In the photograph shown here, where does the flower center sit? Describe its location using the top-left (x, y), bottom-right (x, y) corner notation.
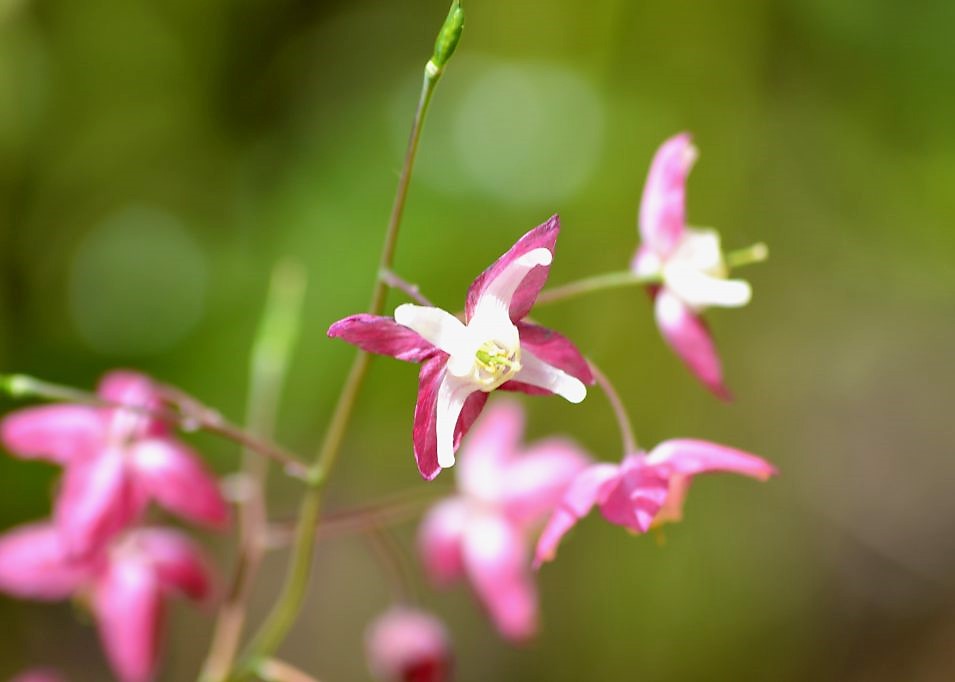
top-left (473, 340), bottom-right (521, 390)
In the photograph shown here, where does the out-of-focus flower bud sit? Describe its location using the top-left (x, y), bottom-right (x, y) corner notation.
top-left (365, 607), bottom-right (452, 682)
top-left (429, 1), bottom-right (464, 73)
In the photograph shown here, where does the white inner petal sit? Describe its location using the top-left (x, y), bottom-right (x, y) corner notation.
top-left (471, 247), bottom-right (552, 324)
top-left (513, 349), bottom-right (586, 403)
top-left (394, 304), bottom-right (468, 355)
top-left (435, 374), bottom-right (476, 469)
top-left (664, 265), bottom-right (752, 309)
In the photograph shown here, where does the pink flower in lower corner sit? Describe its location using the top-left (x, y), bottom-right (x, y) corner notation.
top-left (0, 522), bottom-right (212, 682)
top-left (418, 401), bottom-right (590, 641)
top-left (328, 215), bottom-right (594, 480)
top-left (534, 439), bottom-right (777, 567)
top-left (365, 607), bottom-right (452, 682)
top-left (1, 371), bottom-right (229, 555)
top-left (631, 133), bottom-right (754, 399)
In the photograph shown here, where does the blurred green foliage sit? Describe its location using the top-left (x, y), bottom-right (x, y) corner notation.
top-left (1, 0), bottom-right (954, 680)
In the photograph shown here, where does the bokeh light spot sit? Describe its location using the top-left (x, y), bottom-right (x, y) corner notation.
top-left (69, 206), bottom-right (206, 356)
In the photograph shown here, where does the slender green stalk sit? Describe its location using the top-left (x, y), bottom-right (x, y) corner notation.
top-left (534, 243), bottom-right (769, 307)
top-left (238, 4), bottom-right (463, 668)
top-left (199, 260), bottom-right (306, 682)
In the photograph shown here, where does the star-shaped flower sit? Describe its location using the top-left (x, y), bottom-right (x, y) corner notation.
top-left (328, 215), bottom-right (594, 479)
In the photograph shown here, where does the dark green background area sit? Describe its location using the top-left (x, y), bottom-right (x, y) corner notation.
top-left (1, 0), bottom-right (954, 679)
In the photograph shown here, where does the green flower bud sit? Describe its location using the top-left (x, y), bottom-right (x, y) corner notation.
top-left (430, 0), bottom-right (464, 71)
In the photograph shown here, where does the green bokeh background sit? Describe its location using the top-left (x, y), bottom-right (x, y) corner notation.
top-left (2, 0), bottom-right (954, 679)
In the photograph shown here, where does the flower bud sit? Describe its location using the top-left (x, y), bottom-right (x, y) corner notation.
top-left (430, 1), bottom-right (464, 72)
top-left (366, 607), bottom-right (452, 682)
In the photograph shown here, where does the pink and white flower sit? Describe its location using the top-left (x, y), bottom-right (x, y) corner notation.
top-left (365, 607), bottom-right (452, 682)
top-left (0, 522), bottom-right (211, 682)
top-left (328, 216), bottom-right (594, 480)
top-left (1, 371), bottom-right (229, 556)
top-left (534, 439), bottom-right (776, 566)
top-left (632, 133), bottom-right (753, 398)
top-left (418, 401), bottom-right (589, 640)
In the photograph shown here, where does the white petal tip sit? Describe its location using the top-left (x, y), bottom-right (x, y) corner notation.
top-left (524, 247), bottom-right (553, 267)
top-left (393, 304), bottom-right (415, 326)
top-left (562, 380), bottom-right (587, 404)
top-left (438, 451), bottom-right (456, 469)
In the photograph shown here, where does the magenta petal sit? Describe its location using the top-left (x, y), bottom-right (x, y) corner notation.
top-left (638, 132), bottom-right (694, 256)
top-left (500, 439), bottom-right (590, 528)
top-left (328, 314), bottom-right (437, 363)
top-left (94, 558), bottom-right (163, 682)
top-left (365, 607), bottom-right (452, 682)
top-left (654, 289), bottom-right (730, 400)
top-left (598, 459), bottom-right (670, 533)
top-left (131, 528), bottom-right (212, 602)
top-left (516, 322), bottom-right (593, 385)
top-left (462, 514), bottom-right (537, 642)
top-left (465, 215), bottom-right (559, 324)
top-left (130, 439), bottom-right (229, 529)
top-left (0, 522), bottom-right (90, 600)
top-left (533, 463), bottom-right (619, 567)
top-left (55, 451), bottom-right (140, 557)
top-left (412, 355), bottom-right (488, 481)
top-left (97, 371), bottom-right (166, 440)
top-left (457, 400), bottom-right (524, 501)
top-left (1, 405), bottom-right (105, 465)
top-left (648, 439), bottom-right (777, 480)
top-left (417, 498), bottom-right (468, 586)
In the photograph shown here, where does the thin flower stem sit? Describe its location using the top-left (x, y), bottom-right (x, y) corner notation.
top-left (239, 24), bottom-right (456, 668)
top-left (0, 373), bottom-right (311, 481)
top-left (199, 260), bottom-right (306, 682)
top-left (379, 267), bottom-right (434, 306)
top-left (254, 658), bottom-right (321, 682)
top-left (365, 523), bottom-right (417, 603)
top-left (534, 242), bottom-right (768, 307)
top-left (587, 359), bottom-right (638, 455)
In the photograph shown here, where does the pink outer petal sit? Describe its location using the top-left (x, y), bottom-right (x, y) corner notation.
top-left (130, 439), bottom-right (229, 529)
top-left (533, 463), bottom-right (619, 567)
top-left (93, 558), bottom-right (164, 682)
top-left (647, 439), bottom-right (777, 480)
top-left (456, 400), bottom-right (525, 503)
top-left (130, 528), bottom-right (212, 602)
top-left (638, 132), bottom-right (694, 256)
top-left (55, 451), bottom-right (141, 557)
top-left (462, 513), bottom-right (537, 642)
top-left (417, 498), bottom-right (468, 585)
top-left (0, 522), bottom-right (92, 600)
top-left (516, 322), bottom-right (593, 385)
top-left (597, 458), bottom-right (670, 533)
top-left (97, 371), bottom-right (166, 440)
top-left (465, 215), bottom-right (559, 324)
top-left (412, 355), bottom-right (488, 481)
top-left (654, 288), bottom-right (730, 400)
top-left (1, 405), bottom-right (106, 465)
top-left (500, 439), bottom-right (591, 528)
top-left (327, 314), bottom-right (438, 363)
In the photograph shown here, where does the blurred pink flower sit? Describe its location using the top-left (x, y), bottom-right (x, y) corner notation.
top-left (10, 669), bottom-right (67, 682)
top-left (1, 371), bottom-right (229, 555)
top-left (365, 607), bottom-right (452, 682)
top-left (631, 133), bottom-right (753, 398)
top-left (0, 522), bottom-right (211, 682)
top-left (418, 401), bottom-right (589, 640)
top-left (328, 216), bottom-right (594, 480)
top-left (534, 439), bottom-right (776, 566)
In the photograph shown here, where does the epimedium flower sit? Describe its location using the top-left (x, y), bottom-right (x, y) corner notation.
top-left (1, 371), bottom-right (229, 556)
top-left (534, 439), bottom-right (777, 567)
top-left (417, 400), bottom-right (590, 640)
top-left (328, 215), bottom-right (594, 480)
top-left (0, 522), bottom-right (211, 682)
top-left (365, 607), bottom-right (453, 682)
top-left (631, 133), bottom-right (754, 398)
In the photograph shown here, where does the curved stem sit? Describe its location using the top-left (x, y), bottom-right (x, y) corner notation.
top-left (534, 243), bottom-right (768, 307)
top-left (0, 373), bottom-right (311, 481)
top-left (587, 359), bottom-right (637, 455)
top-left (239, 54), bottom-right (448, 669)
